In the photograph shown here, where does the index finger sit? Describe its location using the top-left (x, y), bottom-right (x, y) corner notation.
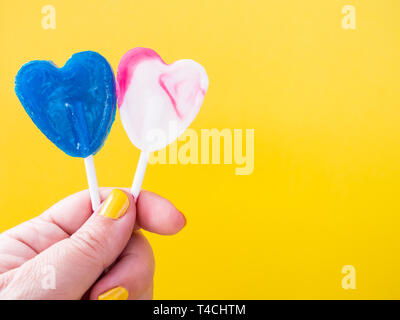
top-left (44, 188), bottom-right (186, 236)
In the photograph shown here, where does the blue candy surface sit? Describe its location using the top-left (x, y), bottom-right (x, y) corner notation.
top-left (15, 51), bottom-right (116, 158)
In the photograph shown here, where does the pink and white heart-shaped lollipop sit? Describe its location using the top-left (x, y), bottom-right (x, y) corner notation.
top-left (117, 48), bottom-right (209, 198)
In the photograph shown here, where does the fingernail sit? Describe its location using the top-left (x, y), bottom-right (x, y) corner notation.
top-left (180, 212), bottom-right (187, 228)
top-left (98, 286), bottom-right (129, 300)
top-left (99, 189), bottom-right (129, 220)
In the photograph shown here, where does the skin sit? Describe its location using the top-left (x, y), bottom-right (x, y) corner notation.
top-left (0, 188), bottom-right (185, 300)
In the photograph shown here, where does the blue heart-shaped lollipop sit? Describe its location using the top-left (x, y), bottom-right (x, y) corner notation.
top-left (15, 51), bottom-right (116, 158)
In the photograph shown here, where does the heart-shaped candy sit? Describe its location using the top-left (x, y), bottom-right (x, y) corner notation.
top-left (117, 48), bottom-right (209, 152)
top-left (15, 51), bottom-right (117, 158)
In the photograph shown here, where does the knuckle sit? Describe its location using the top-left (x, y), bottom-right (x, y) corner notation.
top-left (147, 248), bottom-right (155, 277)
top-left (140, 238), bottom-right (156, 278)
top-left (0, 266), bottom-right (40, 299)
top-left (0, 274), bottom-right (8, 292)
top-left (70, 229), bottom-right (106, 267)
top-left (0, 274), bottom-right (14, 299)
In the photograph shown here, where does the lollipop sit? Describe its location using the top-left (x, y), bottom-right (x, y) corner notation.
top-left (117, 47), bottom-right (209, 199)
top-left (15, 51), bottom-right (117, 210)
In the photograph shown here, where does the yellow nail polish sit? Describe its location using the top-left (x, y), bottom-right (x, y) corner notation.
top-left (98, 286), bottom-right (129, 300)
top-left (99, 189), bottom-right (129, 219)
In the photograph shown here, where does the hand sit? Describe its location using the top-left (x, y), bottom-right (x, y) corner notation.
top-left (0, 188), bottom-right (186, 300)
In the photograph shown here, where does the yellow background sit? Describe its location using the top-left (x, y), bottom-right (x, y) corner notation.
top-left (0, 0), bottom-right (399, 299)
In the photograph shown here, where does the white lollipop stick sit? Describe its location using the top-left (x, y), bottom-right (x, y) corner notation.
top-left (84, 155), bottom-right (101, 211)
top-left (117, 48), bottom-right (208, 201)
top-left (131, 151), bottom-right (149, 200)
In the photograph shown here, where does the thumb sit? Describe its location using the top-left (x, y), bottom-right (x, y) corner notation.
top-left (3, 189), bottom-right (135, 300)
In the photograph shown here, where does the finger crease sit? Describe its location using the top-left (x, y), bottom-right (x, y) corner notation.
top-left (2, 233), bottom-right (39, 255)
top-left (45, 213), bottom-right (72, 237)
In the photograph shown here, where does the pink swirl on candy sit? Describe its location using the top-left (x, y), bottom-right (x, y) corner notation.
top-left (116, 47), bottom-right (209, 152)
top-left (117, 48), bottom-right (161, 108)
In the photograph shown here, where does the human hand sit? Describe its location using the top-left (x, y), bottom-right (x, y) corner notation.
top-left (0, 188), bottom-right (186, 300)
